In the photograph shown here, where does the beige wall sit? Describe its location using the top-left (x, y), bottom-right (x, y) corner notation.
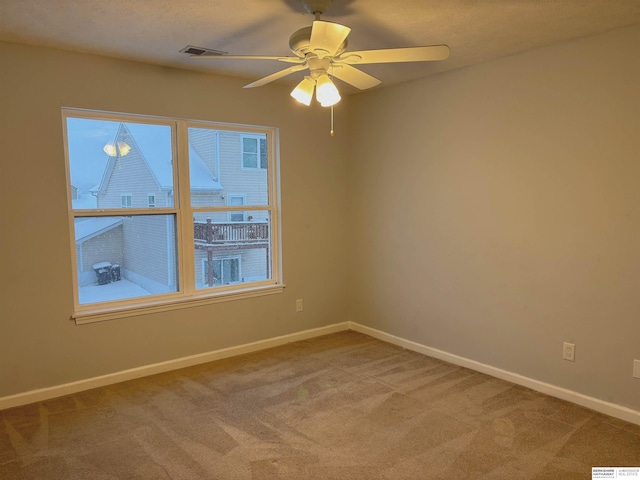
top-left (3, 24), bottom-right (640, 414)
top-left (0, 41), bottom-right (350, 397)
top-left (348, 24), bottom-right (640, 411)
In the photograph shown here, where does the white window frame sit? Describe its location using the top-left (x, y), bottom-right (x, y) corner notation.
top-left (202, 256), bottom-right (241, 286)
top-left (63, 108), bottom-right (283, 324)
top-left (241, 134), bottom-right (267, 170)
top-left (148, 193), bottom-right (156, 208)
top-left (121, 194), bottom-right (132, 208)
top-left (227, 193), bottom-right (246, 222)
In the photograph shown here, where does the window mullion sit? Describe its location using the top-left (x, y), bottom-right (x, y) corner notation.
top-left (176, 120), bottom-right (195, 295)
top-left (265, 129), bottom-right (279, 284)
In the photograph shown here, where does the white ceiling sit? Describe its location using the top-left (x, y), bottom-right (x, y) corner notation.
top-left (2, 0), bottom-right (640, 95)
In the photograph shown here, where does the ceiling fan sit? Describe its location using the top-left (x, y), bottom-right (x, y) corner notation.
top-left (182, 0), bottom-right (450, 107)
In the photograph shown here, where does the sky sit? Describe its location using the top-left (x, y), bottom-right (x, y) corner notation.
top-left (66, 117), bottom-right (172, 191)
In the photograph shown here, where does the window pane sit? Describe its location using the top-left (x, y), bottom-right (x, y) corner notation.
top-left (202, 257), bottom-right (241, 286)
top-left (242, 137), bottom-right (257, 153)
top-left (243, 153), bottom-right (258, 169)
top-left (228, 196), bottom-right (244, 207)
top-left (193, 211), bottom-right (271, 289)
top-left (75, 215), bottom-right (178, 305)
top-left (189, 128), bottom-right (268, 207)
top-left (67, 118), bottom-right (174, 209)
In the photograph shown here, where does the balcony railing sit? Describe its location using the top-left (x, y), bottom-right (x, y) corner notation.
top-left (194, 219), bottom-right (269, 248)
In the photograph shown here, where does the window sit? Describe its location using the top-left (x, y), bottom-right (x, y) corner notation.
top-left (202, 257), bottom-right (240, 286)
top-left (227, 194), bottom-right (245, 222)
top-left (64, 109), bottom-right (282, 323)
top-left (241, 134), bottom-right (267, 169)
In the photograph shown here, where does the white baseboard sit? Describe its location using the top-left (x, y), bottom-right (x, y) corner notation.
top-left (0, 322), bottom-right (351, 411)
top-left (3, 320), bottom-right (639, 427)
top-left (349, 322), bottom-right (640, 426)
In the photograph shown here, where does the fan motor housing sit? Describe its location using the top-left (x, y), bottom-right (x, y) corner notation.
top-left (289, 26), bottom-right (347, 56)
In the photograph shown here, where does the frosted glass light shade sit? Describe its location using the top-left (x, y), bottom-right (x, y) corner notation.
top-left (117, 142), bottom-right (131, 156)
top-left (290, 77), bottom-right (315, 106)
top-left (103, 141), bottom-right (131, 157)
top-left (103, 142), bottom-right (117, 156)
top-left (316, 74), bottom-right (341, 107)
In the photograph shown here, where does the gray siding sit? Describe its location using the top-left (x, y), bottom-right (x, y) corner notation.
top-left (81, 226), bottom-right (124, 274)
top-left (123, 216), bottom-right (175, 287)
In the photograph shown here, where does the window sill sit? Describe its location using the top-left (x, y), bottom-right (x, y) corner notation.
top-left (72, 284), bottom-right (285, 325)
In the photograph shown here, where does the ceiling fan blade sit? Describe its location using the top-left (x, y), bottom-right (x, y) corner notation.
top-left (337, 45), bottom-right (450, 65)
top-left (309, 20), bottom-right (351, 58)
top-left (193, 53), bottom-right (304, 64)
top-left (243, 64), bottom-right (308, 89)
top-left (330, 64), bottom-right (381, 90)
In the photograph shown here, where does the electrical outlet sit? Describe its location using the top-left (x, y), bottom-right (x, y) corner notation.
top-left (634, 360), bottom-right (640, 379)
top-left (563, 342), bottom-right (575, 362)
top-left (296, 299), bottom-right (303, 312)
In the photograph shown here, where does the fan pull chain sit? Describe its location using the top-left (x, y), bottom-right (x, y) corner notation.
top-left (327, 64), bottom-right (336, 136)
top-left (330, 104), bottom-right (335, 136)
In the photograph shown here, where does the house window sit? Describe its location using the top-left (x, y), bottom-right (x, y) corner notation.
top-left (241, 135), bottom-right (267, 169)
top-left (64, 109), bottom-right (282, 323)
top-left (202, 257), bottom-right (240, 286)
top-left (228, 194), bottom-right (246, 222)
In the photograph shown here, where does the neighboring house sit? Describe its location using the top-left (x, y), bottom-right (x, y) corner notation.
top-left (76, 123), bottom-right (270, 293)
top-left (75, 217), bottom-right (124, 286)
top-left (71, 183), bottom-right (98, 210)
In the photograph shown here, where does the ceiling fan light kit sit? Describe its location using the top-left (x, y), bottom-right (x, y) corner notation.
top-left (183, 0), bottom-right (449, 128)
top-left (103, 141), bottom-right (131, 157)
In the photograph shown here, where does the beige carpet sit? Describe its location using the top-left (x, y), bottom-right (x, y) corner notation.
top-left (1, 331), bottom-right (639, 479)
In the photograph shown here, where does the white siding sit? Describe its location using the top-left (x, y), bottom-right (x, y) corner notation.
top-left (98, 152), bottom-right (163, 209)
top-left (218, 132), bottom-right (268, 207)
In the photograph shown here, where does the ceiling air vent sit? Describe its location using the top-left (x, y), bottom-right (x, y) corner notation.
top-left (179, 45), bottom-right (227, 56)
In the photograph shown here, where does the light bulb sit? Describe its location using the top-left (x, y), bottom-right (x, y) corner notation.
top-left (117, 142), bottom-right (131, 156)
top-left (316, 74), bottom-right (341, 107)
top-left (103, 142), bottom-right (117, 157)
top-left (290, 77), bottom-right (315, 106)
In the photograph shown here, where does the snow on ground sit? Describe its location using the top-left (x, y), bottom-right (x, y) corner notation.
top-left (79, 279), bottom-right (151, 305)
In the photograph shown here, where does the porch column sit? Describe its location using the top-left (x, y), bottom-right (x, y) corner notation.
top-left (207, 248), bottom-right (214, 287)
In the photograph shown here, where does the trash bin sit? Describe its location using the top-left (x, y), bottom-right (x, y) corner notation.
top-left (111, 264), bottom-right (121, 282)
top-left (92, 262), bottom-right (112, 285)
top-left (96, 268), bottom-right (110, 285)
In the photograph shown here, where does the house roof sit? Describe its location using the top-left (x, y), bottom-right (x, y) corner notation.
top-left (94, 123), bottom-right (222, 194)
top-left (75, 217), bottom-right (123, 243)
top-left (189, 143), bottom-right (223, 191)
top-left (73, 193), bottom-right (97, 210)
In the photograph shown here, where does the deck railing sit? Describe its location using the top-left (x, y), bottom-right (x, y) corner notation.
top-left (194, 219), bottom-right (269, 246)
